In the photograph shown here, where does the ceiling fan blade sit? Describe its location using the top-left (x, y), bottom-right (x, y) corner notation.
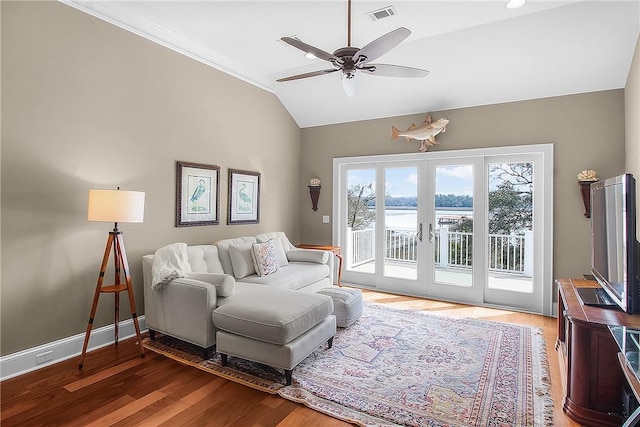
top-left (281, 37), bottom-right (340, 63)
top-left (276, 69), bottom-right (339, 82)
top-left (360, 64), bottom-right (429, 78)
top-left (352, 27), bottom-right (411, 64)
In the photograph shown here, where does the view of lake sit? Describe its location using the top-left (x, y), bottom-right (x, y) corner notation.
top-left (381, 208), bottom-right (474, 229)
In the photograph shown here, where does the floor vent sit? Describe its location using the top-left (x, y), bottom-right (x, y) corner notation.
top-left (366, 5), bottom-right (398, 21)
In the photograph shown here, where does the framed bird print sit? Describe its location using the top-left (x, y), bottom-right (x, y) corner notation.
top-left (228, 169), bottom-right (260, 225)
top-left (176, 161), bottom-right (220, 227)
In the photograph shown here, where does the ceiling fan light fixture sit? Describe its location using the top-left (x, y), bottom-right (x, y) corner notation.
top-left (505, 0), bottom-right (526, 9)
top-left (342, 72), bottom-right (359, 97)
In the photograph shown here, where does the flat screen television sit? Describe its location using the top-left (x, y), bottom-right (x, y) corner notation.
top-left (590, 173), bottom-right (640, 314)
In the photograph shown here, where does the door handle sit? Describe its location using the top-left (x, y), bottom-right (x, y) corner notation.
top-left (429, 223), bottom-right (434, 243)
top-left (417, 223), bottom-right (423, 242)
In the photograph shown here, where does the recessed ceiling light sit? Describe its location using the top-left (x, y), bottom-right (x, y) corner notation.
top-left (305, 53), bottom-right (317, 59)
top-left (506, 0), bottom-right (526, 9)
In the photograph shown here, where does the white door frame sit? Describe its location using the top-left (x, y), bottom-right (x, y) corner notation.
top-left (333, 143), bottom-right (554, 316)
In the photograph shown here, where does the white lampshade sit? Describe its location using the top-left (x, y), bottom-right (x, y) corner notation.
top-left (88, 189), bottom-right (145, 223)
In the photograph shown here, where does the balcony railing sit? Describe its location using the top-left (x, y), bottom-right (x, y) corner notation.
top-left (347, 226), bottom-right (533, 277)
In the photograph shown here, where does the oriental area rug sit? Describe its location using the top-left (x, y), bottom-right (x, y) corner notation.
top-left (143, 303), bottom-right (554, 427)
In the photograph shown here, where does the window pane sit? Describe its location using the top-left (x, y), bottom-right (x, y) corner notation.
top-left (433, 165), bottom-right (474, 287)
top-left (384, 167), bottom-right (418, 280)
top-left (346, 169), bottom-right (376, 274)
top-left (487, 162), bottom-right (534, 293)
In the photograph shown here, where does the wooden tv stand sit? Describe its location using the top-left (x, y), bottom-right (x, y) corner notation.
top-left (556, 278), bottom-right (640, 426)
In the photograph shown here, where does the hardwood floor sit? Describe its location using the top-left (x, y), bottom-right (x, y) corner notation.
top-left (1, 289), bottom-right (581, 426)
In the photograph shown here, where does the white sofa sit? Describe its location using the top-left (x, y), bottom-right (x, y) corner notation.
top-left (142, 232), bottom-right (334, 356)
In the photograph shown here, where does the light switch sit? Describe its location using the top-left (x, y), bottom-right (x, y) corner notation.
top-left (322, 215), bottom-right (330, 224)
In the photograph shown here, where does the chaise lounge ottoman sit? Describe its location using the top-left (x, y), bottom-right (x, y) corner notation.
top-left (212, 283), bottom-right (336, 385)
top-left (316, 287), bottom-right (363, 327)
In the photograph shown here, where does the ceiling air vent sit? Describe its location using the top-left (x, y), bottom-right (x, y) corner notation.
top-left (366, 5), bottom-right (398, 21)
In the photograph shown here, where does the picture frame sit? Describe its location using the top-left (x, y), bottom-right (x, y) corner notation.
top-left (228, 169), bottom-right (260, 224)
top-left (176, 161), bottom-right (220, 227)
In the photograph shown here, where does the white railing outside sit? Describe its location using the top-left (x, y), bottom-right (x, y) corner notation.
top-left (488, 233), bottom-right (525, 273)
top-left (346, 226), bottom-right (532, 277)
top-left (446, 230), bottom-right (473, 268)
top-left (385, 228), bottom-right (419, 262)
top-left (348, 228), bottom-right (375, 267)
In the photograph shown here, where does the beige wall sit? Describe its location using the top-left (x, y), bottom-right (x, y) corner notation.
top-left (626, 34), bottom-right (640, 234)
top-left (2, 1), bottom-right (636, 358)
top-left (1, 2), bottom-right (301, 356)
top-left (300, 90), bottom-right (626, 282)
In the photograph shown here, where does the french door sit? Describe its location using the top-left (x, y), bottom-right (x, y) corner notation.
top-left (334, 144), bottom-right (553, 315)
top-left (422, 158), bottom-right (484, 304)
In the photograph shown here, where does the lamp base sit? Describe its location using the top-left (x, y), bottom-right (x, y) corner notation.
top-left (78, 230), bottom-right (144, 368)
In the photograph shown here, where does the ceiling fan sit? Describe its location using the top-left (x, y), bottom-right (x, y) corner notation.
top-left (277, 0), bottom-right (429, 97)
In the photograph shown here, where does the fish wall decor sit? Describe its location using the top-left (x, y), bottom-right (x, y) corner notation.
top-left (391, 114), bottom-right (449, 152)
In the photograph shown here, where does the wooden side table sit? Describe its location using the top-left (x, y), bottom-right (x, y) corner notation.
top-left (296, 244), bottom-right (343, 286)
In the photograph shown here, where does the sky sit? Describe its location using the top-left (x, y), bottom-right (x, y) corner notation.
top-left (348, 165), bottom-right (474, 197)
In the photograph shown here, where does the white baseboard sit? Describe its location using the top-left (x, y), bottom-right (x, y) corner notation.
top-left (0, 316), bottom-right (146, 381)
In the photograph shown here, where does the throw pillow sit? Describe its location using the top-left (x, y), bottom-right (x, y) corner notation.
top-left (271, 238), bottom-right (289, 267)
top-left (229, 243), bottom-right (256, 279)
top-left (251, 240), bottom-right (279, 277)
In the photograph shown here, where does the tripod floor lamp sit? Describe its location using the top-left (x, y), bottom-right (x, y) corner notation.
top-left (79, 188), bottom-right (146, 369)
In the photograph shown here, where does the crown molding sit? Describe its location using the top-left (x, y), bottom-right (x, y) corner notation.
top-left (58, 0), bottom-right (274, 93)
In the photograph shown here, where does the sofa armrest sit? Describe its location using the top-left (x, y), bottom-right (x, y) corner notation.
top-left (186, 273), bottom-right (235, 297)
top-left (143, 255), bottom-right (219, 348)
top-left (287, 249), bottom-right (329, 264)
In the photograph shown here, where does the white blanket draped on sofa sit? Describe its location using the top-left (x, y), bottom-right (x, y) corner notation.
top-left (151, 242), bottom-right (189, 291)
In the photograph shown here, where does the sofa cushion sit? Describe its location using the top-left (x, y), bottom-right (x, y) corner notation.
top-left (238, 262), bottom-right (330, 290)
top-left (255, 232), bottom-right (295, 252)
top-left (215, 237), bottom-right (257, 276)
top-left (213, 283), bottom-right (334, 345)
top-left (251, 241), bottom-right (279, 277)
top-left (185, 245), bottom-right (224, 274)
top-left (229, 243), bottom-right (256, 279)
top-left (271, 238), bottom-right (289, 267)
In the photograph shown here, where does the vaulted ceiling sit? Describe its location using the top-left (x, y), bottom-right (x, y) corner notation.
top-left (62, 1), bottom-right (640, 128)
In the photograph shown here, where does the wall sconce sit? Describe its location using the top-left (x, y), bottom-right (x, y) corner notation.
top-left (308, 177), bottom-right (321, 211)
top-left (577, 169), bottom-right (598, 218)
top-left (578, 181), bottom-right (592, 218)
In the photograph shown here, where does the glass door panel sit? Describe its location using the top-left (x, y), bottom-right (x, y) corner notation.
top-left (432, 164), bottom-right (474, 288)
top-left (383, 167), bottom-right (418, 281)
top-left (425, 159), bottom-right (483, 305)
top-left (487, 161), bottom-right (534, 293)
top-left (345, 168), bottom-right (377, 276)
top-left (483, 153), bottom-right (544, 314)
